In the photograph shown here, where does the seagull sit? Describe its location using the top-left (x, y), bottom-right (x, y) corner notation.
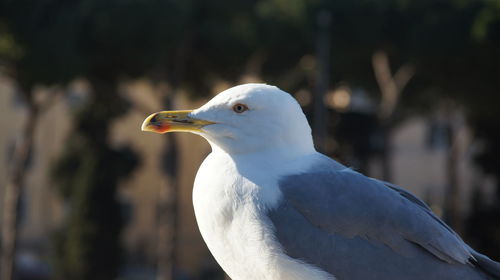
top-left (142, 84), bottom-right (500, 280)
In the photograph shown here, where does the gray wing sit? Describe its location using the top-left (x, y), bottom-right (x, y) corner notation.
top-left (267, 157), bottom-right (497, 280)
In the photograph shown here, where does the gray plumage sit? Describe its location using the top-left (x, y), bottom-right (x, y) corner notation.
top-left (268, 155), bottom-right (500, 280)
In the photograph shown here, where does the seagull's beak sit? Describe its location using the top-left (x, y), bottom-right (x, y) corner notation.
top-left (141, 110), bottom-right (215, 134)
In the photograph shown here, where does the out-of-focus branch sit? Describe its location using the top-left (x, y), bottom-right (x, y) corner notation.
top-left (372, 51), bottom-right (414, 121)
top-left (372, 50), bottom-right (414, 182)
top-left (394, 65), bottom-right (415, 93)
top-left (373, 51), bottom-right (397, 120)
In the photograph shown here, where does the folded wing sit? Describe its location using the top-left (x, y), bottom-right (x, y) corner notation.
top-left (267, 157), bottom-right (497, 279)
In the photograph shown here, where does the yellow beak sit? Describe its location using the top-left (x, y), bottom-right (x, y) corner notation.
top-left (141, 110), bottom-right (215, 134)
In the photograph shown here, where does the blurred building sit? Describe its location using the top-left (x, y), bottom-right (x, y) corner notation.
top-left (372, 115), bottom-right (497, 220)
top-left (0, 79), bottom-right (497, 279)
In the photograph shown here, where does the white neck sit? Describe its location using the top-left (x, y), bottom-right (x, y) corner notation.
top-left (209, 139), bottom-right (316, 165)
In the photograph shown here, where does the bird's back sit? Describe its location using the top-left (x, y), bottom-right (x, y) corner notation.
top-left (267, 153), bottom-right (500, 280)
top-left (269, 199), bottom-right (492, 279)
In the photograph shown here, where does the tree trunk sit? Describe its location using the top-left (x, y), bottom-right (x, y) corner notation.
top-left (154, 30), bottom-right (193, 280)
top-left (1, 102), bottom-right (38, 280)
top-left (150, 80), bottom-right (181, 280)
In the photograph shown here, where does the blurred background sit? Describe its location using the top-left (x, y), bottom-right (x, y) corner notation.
top-left (0, 0), bottom-right (499, 279)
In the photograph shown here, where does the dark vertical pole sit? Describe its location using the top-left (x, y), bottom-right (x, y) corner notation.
top-left (156, 92), bottom-right (179, 280)
top-left (314, 10), bottom-right (332, 153)
top-left (445, 127), bottom-right (460, 231)
top-left (443, 106), bottom-right (461, 233)
top-left (155, 32), bottom-right (192, 280)
top-left (381, 125), bottom-right (392, 182)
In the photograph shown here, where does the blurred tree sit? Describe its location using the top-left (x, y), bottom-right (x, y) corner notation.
top-left (53, 92), bottom-right (138, 280)
top-left (0, 0), bottom-right (173, 279)
top-left (43, 0), bottom-right (189, 278)
top-left (0, 4), bottom-right (70, 279)
top-left (0, 19), bottom-right (25, 280)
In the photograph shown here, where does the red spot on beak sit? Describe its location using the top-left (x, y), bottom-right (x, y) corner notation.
top-left (151, 123), bottom-right (171, 134)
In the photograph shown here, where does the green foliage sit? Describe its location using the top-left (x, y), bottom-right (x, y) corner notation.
top-left (0, 23), bottom-right (24, 61)
top-left (0, 0), bottom-right (192, 85)
top-left (472, 0), bottom-right (500, 40)
top-left (0, 0), bottom-right (82, 87)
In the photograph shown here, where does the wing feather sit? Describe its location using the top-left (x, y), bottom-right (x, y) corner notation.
top-left (278, 167), bottom-right (472, 264)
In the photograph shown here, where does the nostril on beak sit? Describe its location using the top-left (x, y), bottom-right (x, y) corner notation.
top-left (150, 114), bottom-right (158, 124)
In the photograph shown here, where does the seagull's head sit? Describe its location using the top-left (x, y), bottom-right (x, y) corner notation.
top-left (142, 84), bottom-right (315, 156)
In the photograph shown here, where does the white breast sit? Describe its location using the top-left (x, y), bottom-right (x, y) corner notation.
top-left (192, 151), bottom-right (335, 280)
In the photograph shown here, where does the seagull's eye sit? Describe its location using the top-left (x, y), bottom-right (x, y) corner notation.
top-left (232, 103), bottom-right (249, 113)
